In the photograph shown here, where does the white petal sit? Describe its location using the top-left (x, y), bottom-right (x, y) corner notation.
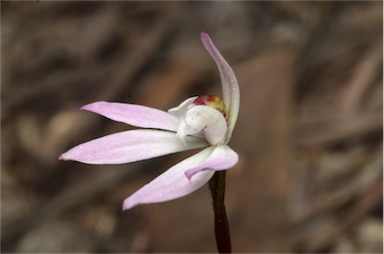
top-left (184, 105), bottom-right (227, 145)
top-left (122, 147), bottom-right (216, 210)
top-left (167, 96), bottom-right (198, 118)
top-left (81, 101), bottom-right (179, 131)
top-left (200, 32), bottom-right (240, 143)
top-left (168, 96), bottom-right (200, 143)
top-left (59, 129), bottom-right (207, 164)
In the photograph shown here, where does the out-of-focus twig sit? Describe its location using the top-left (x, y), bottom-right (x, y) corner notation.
top-left (296, 111), bottom-right (382, 147)
top-left (292, 172), bottom-right (382, 252)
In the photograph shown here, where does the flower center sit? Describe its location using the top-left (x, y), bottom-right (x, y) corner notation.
top-left (180, 95), bottom-right (227, 145)
top-left (167, 95), bottom-right (228, 145)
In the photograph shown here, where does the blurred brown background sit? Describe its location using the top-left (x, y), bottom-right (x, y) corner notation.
top-left (1, 1), bottom-right (382, 253)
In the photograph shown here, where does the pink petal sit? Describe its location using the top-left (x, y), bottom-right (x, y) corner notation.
top-left (81, 101), bottom-right (180, 131)
top-left (200, 32), bottom-right (240, 143)
top-left (122, 146), bottom-right (218, 210)
top-left (59, 129), bottom-right (207, 164)
top-left (184, 145), bottom-right (238, 180)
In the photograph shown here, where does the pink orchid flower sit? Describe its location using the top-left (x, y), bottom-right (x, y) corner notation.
top-left (59, 32), bottom-right (240, 210)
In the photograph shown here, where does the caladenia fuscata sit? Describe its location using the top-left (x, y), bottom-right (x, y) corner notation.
top-left (60, 32), bottom-right (240, 253)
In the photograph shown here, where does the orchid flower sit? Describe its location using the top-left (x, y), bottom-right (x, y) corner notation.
top-left (59, 32), bottom-right (240, 210)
